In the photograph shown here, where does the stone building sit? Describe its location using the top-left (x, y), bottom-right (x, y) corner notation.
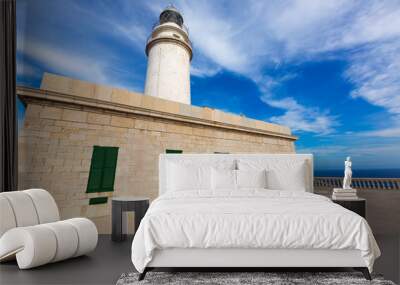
top-left (17, 7), bottom-right (297, 233)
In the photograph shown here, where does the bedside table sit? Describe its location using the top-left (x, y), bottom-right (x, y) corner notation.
top-left (112, 197), bottom-right (149, 242)
top-left (332, 198), bottom-right (366, 218)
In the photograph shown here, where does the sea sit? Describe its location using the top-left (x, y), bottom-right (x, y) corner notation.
top-left (314, 169), bottom-right (400, 178)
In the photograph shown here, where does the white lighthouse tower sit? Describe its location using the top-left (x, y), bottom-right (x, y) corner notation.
top-left (144, 6), bottom-right (192, 104)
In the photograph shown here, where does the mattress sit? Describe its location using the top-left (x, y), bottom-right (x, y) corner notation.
top-left (131, 190), bottom-right (380, 273)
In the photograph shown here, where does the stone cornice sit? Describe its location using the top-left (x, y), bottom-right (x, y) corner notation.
top-left (17, 86), bottom-right (297, 141)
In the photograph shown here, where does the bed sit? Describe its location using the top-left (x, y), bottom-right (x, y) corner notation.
top-left (131, 154), bottom-right (380, 280)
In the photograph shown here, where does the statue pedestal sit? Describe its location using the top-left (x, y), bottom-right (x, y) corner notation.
top-left (332, 188), bottom-right (358, 200)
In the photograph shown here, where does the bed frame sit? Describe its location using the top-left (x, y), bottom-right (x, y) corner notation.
top-left (139, 154), bottom-right (371, 281)
top-left (140, 248), bottom-right (370, 280)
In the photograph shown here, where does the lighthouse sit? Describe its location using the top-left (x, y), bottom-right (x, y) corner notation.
top-left (144, 6), bottom-right (192, 104)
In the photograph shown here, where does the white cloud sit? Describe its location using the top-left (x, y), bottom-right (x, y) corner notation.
top-left (16, 58), bottom-right (41, 79)
top-left (177, 1), bottom-right (351, 73)
top-left (16, 0), bottom-right (400, 137)
top-left (190, 65), bottom-right (220, 78)
top-left (343, 39), bottom-right (400, 137)
top-left (270, 110), bottom-right (337, 134)
top-left (179, 1), bottom-right (250, 73)
top-left (253, 1), bottom-right (400, 58)
top-left (261, 95), bottom-right (338, 135)
top-left (169, 0), bottom-right (400, 135)
top-left (357, 121), bottom-right (400, 138)
top-left (69, 0), bottom-right (149, 50)
top-left (345, 41), bottom-right (400, 114)
top-left (17, 0), bottom-right (150, 92)
top-left (18, 38), bottom-right (108, 83)
top-left (361, 128), bottom-right (400, 138)
top-left (17, 38), bottom-right (143, 92)
top-left (336, 2), bottom-right (400, 49)
top-left (111, 23), bottom-right (148, 49)
top-left (173, 0), bottom-right (345, 134)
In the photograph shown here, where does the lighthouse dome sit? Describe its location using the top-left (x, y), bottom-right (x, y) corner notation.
top-left (159, 5), bottom-right (184, 27)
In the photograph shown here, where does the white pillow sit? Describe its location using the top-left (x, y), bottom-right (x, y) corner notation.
top-left (212, 168), bottom-right (236, 190)
top-left (237, 159), bottom-right (307, 191)
top-left (267, 164), bottom-right (306, 191)
top-left (167, 163), bottom-right (212, 191)
top-left (236, 169), bottom-right (267, 189)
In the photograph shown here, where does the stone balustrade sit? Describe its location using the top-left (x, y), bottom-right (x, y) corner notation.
top-left (314, 177), bottom-right (400, 191)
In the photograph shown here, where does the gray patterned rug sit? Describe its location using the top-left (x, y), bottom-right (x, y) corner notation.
top-left (116, 272), bottom-right (396, 285)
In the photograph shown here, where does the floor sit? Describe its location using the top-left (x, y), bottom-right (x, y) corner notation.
top-left (0, 235), bottom-right (133, 285)
top-left (316, 189), bottom-right (400, 235)
top-left (1, 235), bottom-right (399, 285)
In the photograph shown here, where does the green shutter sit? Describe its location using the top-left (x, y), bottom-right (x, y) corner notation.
top-left (87, 168), bottom-right (103, 192)
top-left (87, 146), bottom-right (119, 193)
top-left (86, 146), bottom-right (105, 193)
top-left (89, 197), bottom-right (108, 205)
top-left (166, 149), bottom-right (183, 154)
top-left (100, 147), bottom-right (118, 192)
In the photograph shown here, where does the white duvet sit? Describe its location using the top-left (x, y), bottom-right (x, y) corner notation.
top-left (131, 190), bottom-right (380, 273)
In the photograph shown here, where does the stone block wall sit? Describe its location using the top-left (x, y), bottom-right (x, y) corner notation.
top-left (18, 102), bottom-right (294, 233)
top-left (17, 74), bottom-right (296, 234)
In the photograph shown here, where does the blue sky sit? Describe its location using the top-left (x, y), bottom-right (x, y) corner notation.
top-left (16, 0), bottom-right (400, 170)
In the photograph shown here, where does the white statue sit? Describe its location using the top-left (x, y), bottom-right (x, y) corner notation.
top-left (343, 156), bottom-right (352, 189)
